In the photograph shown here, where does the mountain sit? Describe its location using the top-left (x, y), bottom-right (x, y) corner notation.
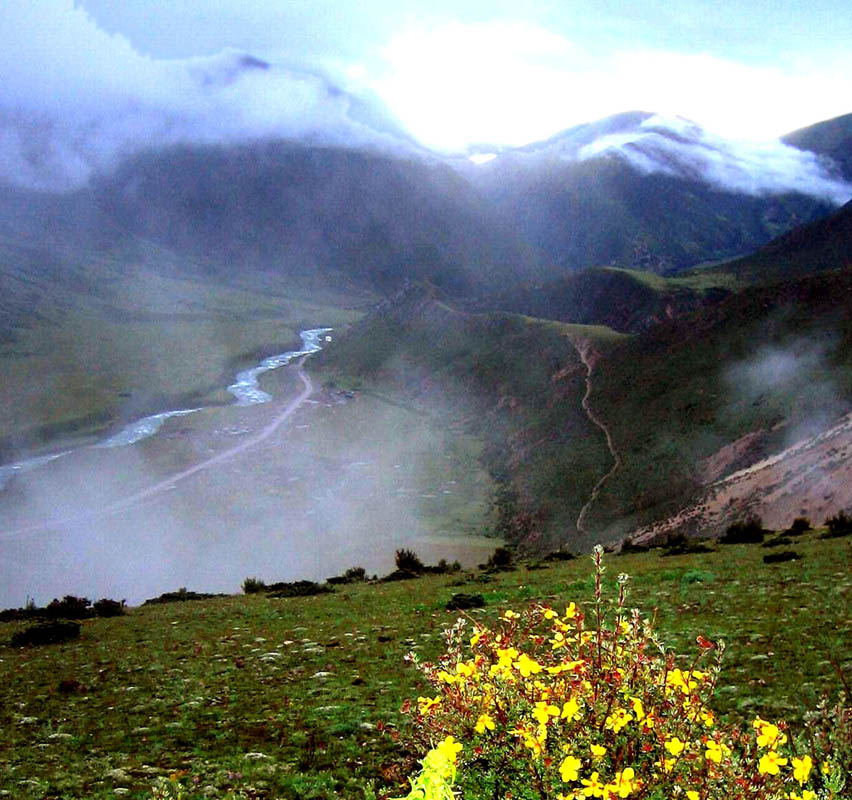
top-left (712, 199), bottom-right (852, 284)
top-left (473, 266), bottom-right (733, 334)
top-left (465, 112), bottom-right (850, 276)
top-left (782, 112), bottom-right (852, 181)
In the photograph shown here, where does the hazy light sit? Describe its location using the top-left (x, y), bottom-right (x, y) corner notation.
top-left (374, 21), bottom-right (852, 150)
top-left (468, 153), bottom-right (497, 164)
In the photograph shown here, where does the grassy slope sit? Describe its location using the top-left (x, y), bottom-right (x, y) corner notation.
top-left (479, 266), bottom-right (736, 334)
top-left (1, 533), bottom-right (849, 799)
top-left (588, 266), bottom-right (852, 538)
top-left (313, 288), bottom-right (627, 551)
top-left (0, 241), bottom-right (372, 458)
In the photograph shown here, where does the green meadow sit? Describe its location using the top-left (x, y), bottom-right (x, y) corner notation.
top-left (1, 529), bottom-right (849, 799)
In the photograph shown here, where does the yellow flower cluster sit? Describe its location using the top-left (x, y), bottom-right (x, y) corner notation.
top-left (400, 553), bottom-right (829, 800)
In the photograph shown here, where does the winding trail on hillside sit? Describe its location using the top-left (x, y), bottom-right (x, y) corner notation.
top-left (2, 358), bottom-right (316, 539)
top-left (571, 338), bottom-right (622, 537)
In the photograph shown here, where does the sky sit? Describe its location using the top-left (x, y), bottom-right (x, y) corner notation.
top-left (1, 1), bottom-right (851, 188)
top-left (73, 0), bottom-right (852, 148)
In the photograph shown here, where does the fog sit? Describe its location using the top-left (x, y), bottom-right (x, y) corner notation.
top-left (0, 4), bottom-right (415, 191)
top-left (724, 337), bottom-right (848, 450)
top-left (578, 115), bottom-right (852, 205)
top-left (0, 358), bottom-right (496, 608)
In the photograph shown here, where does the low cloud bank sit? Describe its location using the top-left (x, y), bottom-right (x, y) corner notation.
top-left (577, 115), bottom-right (852, 205)
top-left (0, 3), bottom-right (413, 191)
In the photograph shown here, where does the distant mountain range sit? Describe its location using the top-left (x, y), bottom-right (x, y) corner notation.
top-left (2, 109), bottom-right (851, 301)
top-left (4, 104), bottom-right (852, 552)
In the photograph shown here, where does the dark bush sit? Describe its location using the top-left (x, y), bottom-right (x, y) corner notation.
top-left (480, 547), bottom-right (515, 572)
top-left (720, 516), bottom-right (765, 544)
top-left (242, 577), bottom-right (267, 594)
top-left (327, 567), bottom-right (367, 585)
top-left (763, 550), bottom-right (802, 564)
top-left (661, 533), bottom-right (714, 556)
top-left (11, 620), bottom-right (80, 647)
top-left (541, 550), bottom-right (577, 562)
top-left (395, 549), bottom-right (425, 574)
top-left (266, 580), bottom-right (334, 598)
top-left (445, 593), bottom-right (485, 611)
top-left (45, 595), bottom-right (92, 619)
top-left (762, 536), bottom-right (793, 548)
top-left (143, 588), bottom-right (224, 605)
top-left (786, 517), bottom-right (812, 536)
top-left (380, 569), bottom-right (421, 582)
top-left (618, 538), bottom-right (650, 555)
top-left (92, 598), bottom-right (125, 617)
top-left (822, 510), bottom-right (852, 539)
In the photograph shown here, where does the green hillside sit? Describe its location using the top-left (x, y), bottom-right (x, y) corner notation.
top-left (0, 238), bottom-right (371, 459)
top-left (318, 265), bottom-right (852, 550)
top-left (314, 283), bottom-right (628, 551)
top-left (1, 533), bottom-right (848, 799)
top-left (478, 266), bottom-right (735, 334)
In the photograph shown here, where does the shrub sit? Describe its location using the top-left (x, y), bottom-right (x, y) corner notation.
top-left (763, 550), bottom-right (802, 564)
top-left (242, 577), bottom-right (267, 594)
top-left (143, 588), bottom-right (223, 605)
top-left (328, 566), bottom-right (368, 585)
top-left (445, 593), bottom-right (485, 611)
top-left (93, 598), bottom-right (125, 617)
top-left (720, 516), bottom-right (765, 544)
top-left (395, 549), bottom-right (425, 574)
top-left (481, 546), bottom-right (514, 571)
top-left (787, 517), bottom-right (812, 536)
top-left (661, 532), bottom-right (714, 556)
top-left (11, 620), bottom-right (80, 646)
top-left (541, 550), bottom-right (577, 562)
top-left (45, 595), bottom-right (92, 619)
top-left (398, 547), bottom-right (836, 800)
top-left (265, 580), bottom-right (333, 598)
top-left (618, 538), bottom-right (650, 555)
top-left (822, 510), bottom-right (852, 539)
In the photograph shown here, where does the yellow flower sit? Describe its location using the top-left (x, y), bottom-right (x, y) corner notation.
top-left (560, 754), bottom-right (582, 782)
top-left (609, 767), bottom-right (635, 798)
top-left (821, 761), bottom-right (830, 775)
top-left (580, 772), bottom-right (605, 798)
top-left (533, 701), bottom-right (561, 726)
top-left (435, 735), bottom-right (462, 764)
top-left (628, 696), bottom-right (645, 721)
top-left (501, 609), bottom-right (518, 621)
top-left (590, 743), bottom-right (607, 758)
top-left (470, 627), bottom-right (484, 646)
top-left (437, 670), bottom-right (458, 685)
top-left (474, 713), bottom-right (495, 734)
top-left (456, 660), bottom-right (476, 678)
top-left (700, 709), bottom-right (715, 728)
top-left (543, 608), bottom-right (558, 620)
top-left (687, 792), bottom-right (699, 800)
top-left (664, 737), bottom-right (685, 756)
top-left (564, 602), bottom-right (577, 618)
top-left (758, 750), bottom-right (788, 775)
top-left (605, 707), bottom-right (632, 733)
top-left (417, 696), bottom-right (442, 715)
top-left (513, 653), bottom-right (543, 678)
top-left (704, 740), bottom-right (729, 764)
top-left (551, 631), bottom-right (568, 649)
top-left (791, 755), bottom-right (812, 785)
top-left (753, 717), bottom-right (787, 748)
top-left (561, 697), bottom-right (581, 722)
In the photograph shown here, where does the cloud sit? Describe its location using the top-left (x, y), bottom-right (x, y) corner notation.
top-left (0, 2), bottom-right (415, 191)
top-left (575, 115), bottom-right (852, 204)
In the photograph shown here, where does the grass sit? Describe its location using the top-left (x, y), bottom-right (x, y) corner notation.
top-left (313, 295), bottom-right (623, 550)
top-left (0, 249), bottom-right (372, 455)
top-left (1, 530), bottom-right (849, 799)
